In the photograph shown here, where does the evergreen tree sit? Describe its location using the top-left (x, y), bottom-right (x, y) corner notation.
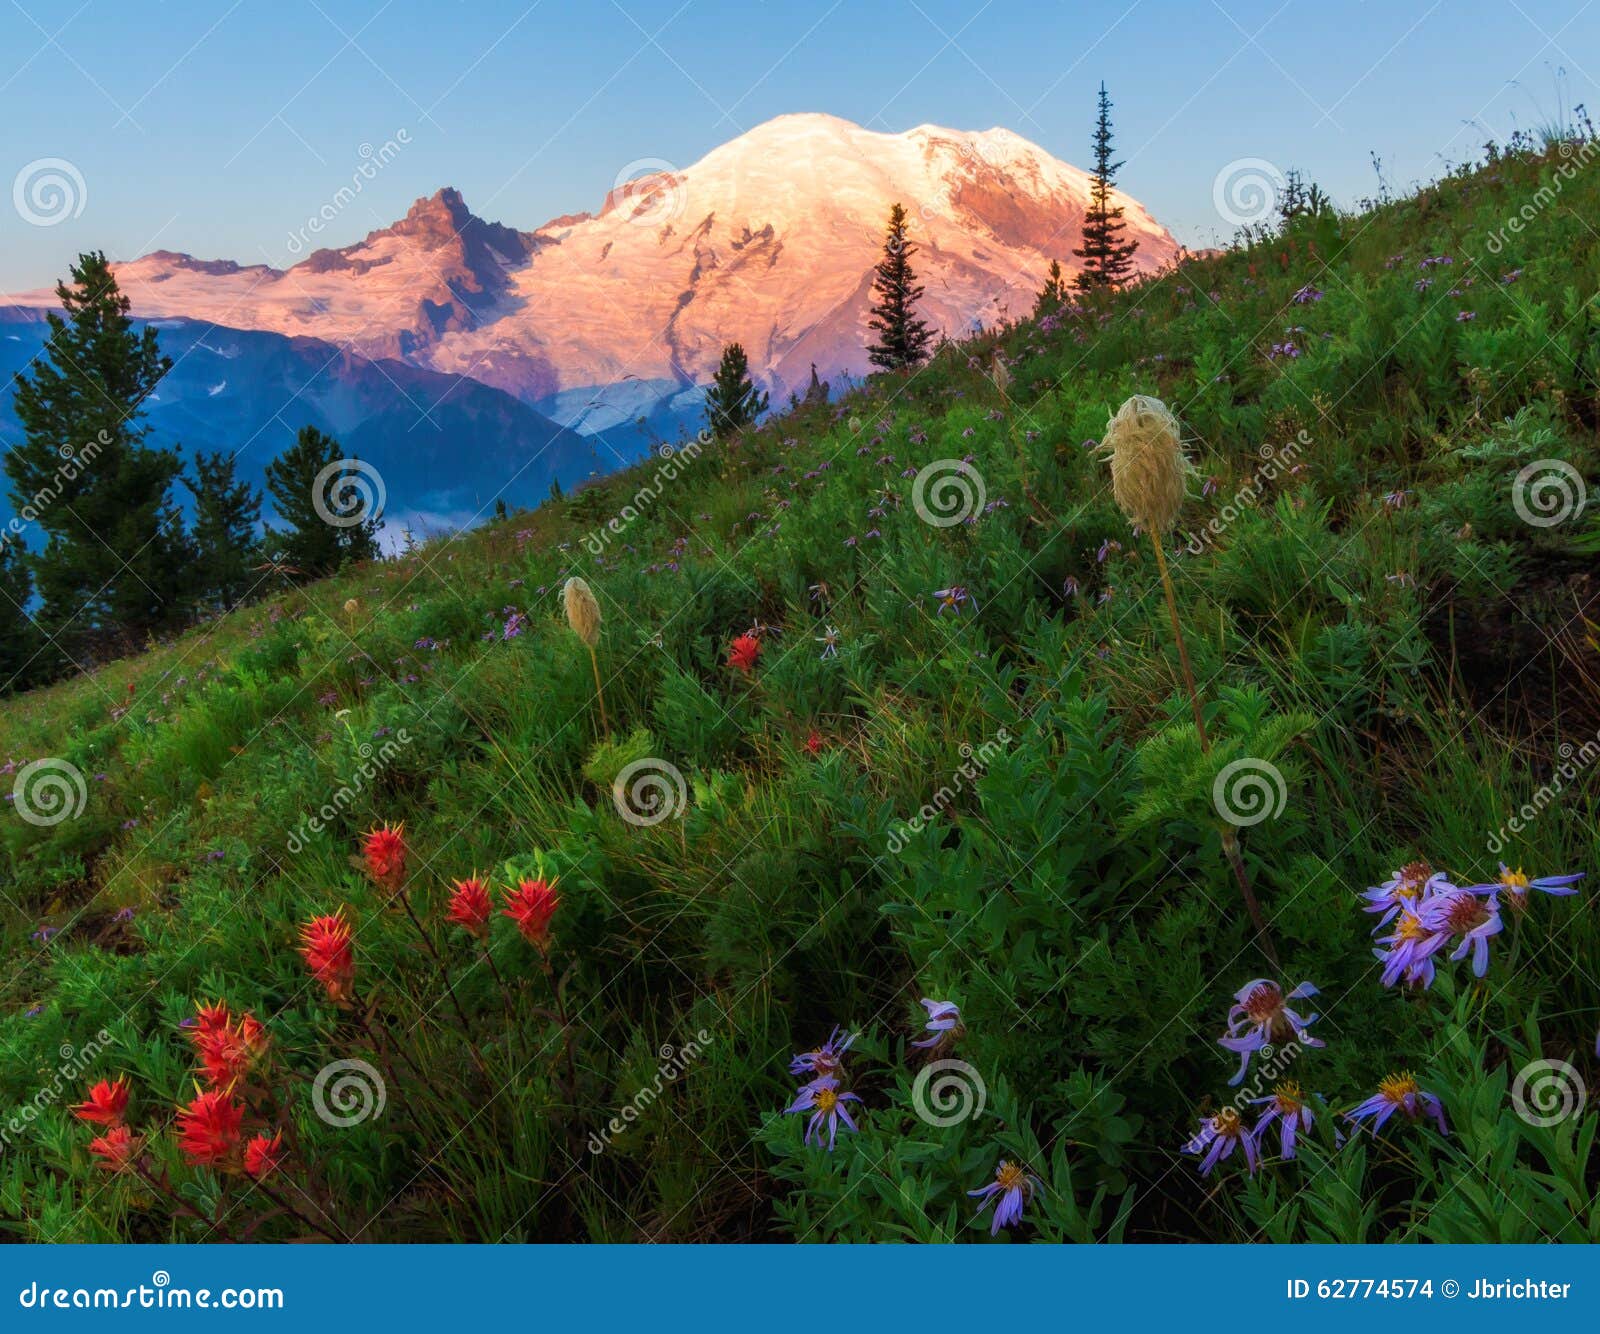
top-left (183, 451), bottom-right (262, 611)
top-left (802, 362), bottom-right (830, 407)
top-left (1034, 259), bottom-right (1069, 317)
top-left (263, 426), bottom-right (381, 578)
top-left (703, 342), bottom-right (768, 440)
top-left (6, 251), bottom-right (191, 656)
top-left (1071, 84), bottom-right (1140, 291)
top-left (866, 203), bottom-right (934, 371)
top-left (0, 542), bottom-right (42, 694)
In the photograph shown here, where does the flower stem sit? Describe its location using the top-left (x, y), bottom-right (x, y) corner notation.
top-left (1149, 532), bottom-right (1278, 967)
top-left (587, 645), bottom-right (610, 735)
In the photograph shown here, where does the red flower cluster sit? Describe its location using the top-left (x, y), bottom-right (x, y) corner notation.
top-left (87, 1124), bottom-right (137, 1172)
top-left (445, 876), bottom-right (493, 938)
top-left (501, 878), bottom-right (560, 949)
top-left (299, 910), bottom-right (356, 1002)
top-left (728, 632), bottom-right (763, 674)
top-left (187, 1002), bottom-right (270, 1091)
top-left (72, 1077), bottom-right (129, 1127)
top-left (175, 1087), bottom-right (246, 1168)
top-left (243, 1129), bottom-right (285, 1179)
top-left (362, 823), bottom-right (408, 893)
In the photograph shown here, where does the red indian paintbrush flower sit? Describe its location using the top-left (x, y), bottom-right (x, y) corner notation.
top-left (727, 632), bottom-right (762, 674)
top-left (299, 910), bottom-right (356, 1002)
top-left (501, 878), bottom-right (559, 948)
top-left (175, 1087), bottom-right (246, 1168)
top-left (87, 1124), bottom-right (138, 1172)
top-left (194, 1011), bottom-right (270, 1090)
top-left (446, 876), bottom-right (493, 938)
top-left (243, 1129), bottom-right (285, 1179)
top-left (185, 999), bottom-right (232, 1044)
top-left (362, 822), bottom-right (408, 892)
top-left (73, 1077), bottom-right (129, 1126)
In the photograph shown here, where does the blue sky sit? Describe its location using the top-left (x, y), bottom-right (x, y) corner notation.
top-left (2, 0), bottom-right (1598, 290)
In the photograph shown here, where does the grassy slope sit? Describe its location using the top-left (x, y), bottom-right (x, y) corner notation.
top-left (3, 140), bottom-right (1599, 1243)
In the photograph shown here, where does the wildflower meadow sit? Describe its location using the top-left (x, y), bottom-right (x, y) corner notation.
top-left (4, 101), bottom-right (1600, 1258)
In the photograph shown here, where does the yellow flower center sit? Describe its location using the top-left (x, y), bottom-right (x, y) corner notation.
top-left (1379, 1071), bottom-right (1420, 1103)
top-left (1501, 867), bottom-right (1531, 893)
top-left (1393, 911), bottom-right (1427, 941)
top-left (813, 1087), bottom-right (838, 1114)
top-left (1274, 1080), bottom-right (1304, 1112)
top-left (1212, 1107), bottom-right (1242, 1137)
top-left (995, 1161), bottom-right (1028, 1192)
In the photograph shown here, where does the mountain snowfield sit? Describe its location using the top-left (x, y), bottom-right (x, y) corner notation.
top-left (3, 113), bottom-right (1180, 435)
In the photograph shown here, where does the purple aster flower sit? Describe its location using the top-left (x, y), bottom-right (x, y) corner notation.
top-left (1291, 284), bottom-right (1323, 304)
top-left (789, 1026), bottom-right (855, 1082)
top-left (1248, 1081), bottom-right (1322, 1159)
top-left (1183, 1107), bottom-right (1261, 1176)
top-left (113, 907), bottom-right (135, 923)
top-left (911, 998), bottom-right (962, 1050)
top-left (1362, 861), bottom-right (1452, 929)
top-left (1346, 1072), bottom-right (1447, 1136)
top-left (1416, 887), bottom-right (1503, 977)
top-left (1373, 907), bottom-right (1449, 989)
top-left (1062, 576), bottom-right (1080, 598)
top-left (1466, 864), bottom-right (1583, 910)
top-left (933, 586), bottom-right (974, 615)
top-left (785, 1078), bottom-right (862, 1149)
top-left (968, 1160), bottom-right (1041, 1235)
top-left (1219, 979), bottom-right (1324, 1085)
top-left (31, 926), bottom-right (60, 943)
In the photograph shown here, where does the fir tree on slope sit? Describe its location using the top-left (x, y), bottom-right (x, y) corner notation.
top-left (1072, 84), bottom-right (1140, 291)
top-left (263, 426), bottom-right (381, 578)
top-left (5, 252), bottom-right (192, 659)
top-left (184, 451), bottom-right (263, 611)
top-left (1034, 258), bottom-right (1069, 317)
top-left (0, 542), bottom-right (41, 695)
top-left (704, 342), bottom-right (769, 441)
top-left (866, 203), bottom-right (934, 371)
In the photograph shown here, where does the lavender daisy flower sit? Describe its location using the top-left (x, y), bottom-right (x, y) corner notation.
top-left (816, 626), bottom-right (840, 660)
top-left (933, 586), bottom-right (974, 615)
top-left (1467, 864), bottom-right (1583, 909)
top-left (1248, 1081), bottom-right (1320, 1159)
top-left (1362, 861), bottom-right (1451, 929)
top-left (789, 1026), bottom-right (855, 1082)
top-left (1346, 1072), bottom-right (1448, 1136)
top-left (1183, 1107), bottom-right (1261, 1176)
top-left (786, 1078), bottom-right (862, 1149)
top-left (1373, 908), bottom-right (1448, 989)
top-left (1417, 887), bottom-right (1503, 977)
top-left (1219, 980), bottom-right (1324, 1085)
top-left (968, 1160), bottom-right (1041, 1235)
top-left (911, 998), bottom-right (962, 1050)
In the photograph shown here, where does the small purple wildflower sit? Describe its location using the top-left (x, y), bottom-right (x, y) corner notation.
top-left (1183, 1107), bottom-right (1261, 1176)
top-left (911, 998), bottom-right (962, 1050)
top-left (1346, 1073), bottom-right (1447, 1136)
top-left (968, 1160), bottom-right (1041, 1235)
top-left (785, 1078), bottom-right (862, 1149)
top-left (1219, 980), bottom-right (1324, 1085)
